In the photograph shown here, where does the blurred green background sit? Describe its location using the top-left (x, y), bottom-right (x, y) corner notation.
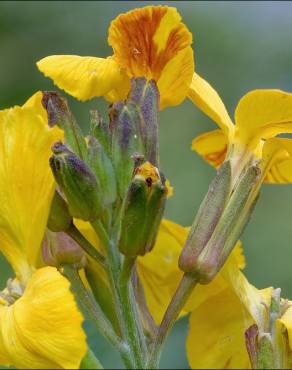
top-left (1, 1), bottom-right (292, 368)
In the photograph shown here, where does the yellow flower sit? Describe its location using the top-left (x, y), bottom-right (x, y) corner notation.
top-left (0, 267), bottom-right (86, 369)
top-left (189, 73), bottom-right (292, 183)
top-left (0, 94), bottom-right (87, 369)
top-left (186, 246), bottom-right (292, 369)
top-left (36, 5), bottom-right (194, 109)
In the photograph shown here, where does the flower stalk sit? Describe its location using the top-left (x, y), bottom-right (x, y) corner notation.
top-left (148, 273), bottom-right (198, 369)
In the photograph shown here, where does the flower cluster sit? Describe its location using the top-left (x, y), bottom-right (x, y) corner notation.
top-left (1, 4), bottom-right (292, 370)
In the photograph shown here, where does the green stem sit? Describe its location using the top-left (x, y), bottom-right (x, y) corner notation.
top-left (62, 265), bottom-right (133, 368)
top-left (132, 267), bottom-right (157, 340)
top-left (147, 273), bottom-right (197, 369)
top-left (91, 219), bottom-right (120, 278)
top-left (67, 223), bottom-right (106, 268)
top-left (119, 257), bottom-right (146, 368)
top-left (90, 220), bottom-right (138, 368)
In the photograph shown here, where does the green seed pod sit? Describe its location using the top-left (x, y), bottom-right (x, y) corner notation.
top-left (47, 190), bottom-right (72, 232)
top-left (50, 142), bottom-right (102, 221)
top-left (118, 161), bottom-right (167, 257)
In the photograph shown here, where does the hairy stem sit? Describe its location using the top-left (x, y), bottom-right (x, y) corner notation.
top-left (132, 266), bottom-right (157, 341)
top-left (90, 220), bottom-right (140, 368)
top-left (119, 257), bottom-right (146, 368)
top-left (147, 273), bottom-right (197, 369)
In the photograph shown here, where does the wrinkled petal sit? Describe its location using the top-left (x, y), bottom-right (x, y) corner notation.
top-left (188, 73), bottom-right (234, 137)
top-left (108, 5), bottom-right (194, 108)
top-left (235, 90), bottom-right (292, 150)
top-left (187, 287), bottom-right (252, 369)
top-left (222, 264), bottom-right (272, 333)
top-left (191, 129), bottom-right (228, 168)
top-left (37, 55), bottom-right (128, 101)
top-left (157, 46), bottom-right (194, 109)
top-left (0, 93), bottom-right (63, 283)
top-left (0, 267), bottom-right (86, 369)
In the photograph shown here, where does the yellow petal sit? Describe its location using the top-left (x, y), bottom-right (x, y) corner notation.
top-left (188, 73), bottom-right (234, 137)
top-left (165, 179), bottom-right (174, 198)
top-left (37, 55), bottom-right (127, 101)
top-left (103, 65), bottom-right (131, 102)
top-left (278, 304), bottom-right (292, 350)
top-left (261, 138), bottom-right (292, 184)
top-left (137, 219), bottom-right (187, 324)
top-left (223, 270), bottom-right (272, 333)
top-left (73, 219), bottom-right (101, 250)
top-left (157, 46), bottom-right (194, 109)
top-left (108, 5), bottom-right (194, 109)
top-left (187, 287), bottom-right (252, 369)
top-left (0, 93), bottom-right (63, 283)
top-left (235, 89), bottom-right (292, 149)
top-left (0, 267), bottom-right (86, 369)
top-left (186, 245), bottom-right (271, 369)
top-left (191, 129), bottom-right (228, 168)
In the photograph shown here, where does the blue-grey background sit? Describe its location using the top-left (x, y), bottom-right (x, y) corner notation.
top-left (1, 1), bottom-right (292, 368)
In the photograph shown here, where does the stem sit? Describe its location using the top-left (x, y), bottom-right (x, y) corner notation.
top-left (91, 219), bottom-right (120, 278)
top-left (119, 257), bottom-right (146, 368)
top-left (90, 220), bottom-right (138, 368)
top-left (132, 266), bottom-right (157, 340)
top-left (147, 273), bottom-right (197, 369)
top-left (67, 223), bottom-right (106, 268)
top-left (62, 265), bottom-right (133, 368)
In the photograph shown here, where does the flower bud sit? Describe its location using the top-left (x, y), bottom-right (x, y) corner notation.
top-left (179, 161), bottom-right (231, 273)
top-left (42, 91), bottom-right (87, 160)
top-left (110, 77), bottom-right (160, 197)
top-left (42, 230), bottom-right (86, 268)
top-left (118, 161), bottom-right (167, 257)
top-left (50, 142), bottom-right (102, 221)
top-left (110, 101), bottom-right (145, 197)
top-left (47, 190), bottom-right (72, 232)
top-left (179, 163), bottom-right (261, 284)
top-left (127, 77), bottom-right (160, 166)
top-left (87, 136), bottom-right (117, 207)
